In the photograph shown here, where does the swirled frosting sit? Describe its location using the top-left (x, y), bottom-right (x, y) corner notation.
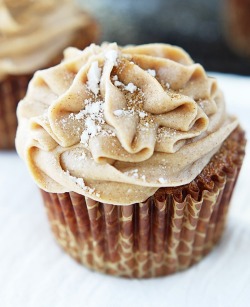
top-left (0, 0), bottom-right (93, 81)
top-left (16, 43), bottom-right (238, 205)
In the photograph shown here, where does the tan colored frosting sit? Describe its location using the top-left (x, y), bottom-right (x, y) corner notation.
top-left (16, 43), bottom-right (238, 205)
top-left (0, 0), bottom-right (92, 81)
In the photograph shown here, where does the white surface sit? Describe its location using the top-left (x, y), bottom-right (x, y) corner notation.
top-left (0, 73), bottom-right (250, 307)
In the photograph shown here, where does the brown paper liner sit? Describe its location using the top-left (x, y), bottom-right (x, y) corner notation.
top-left (40, 127), bottom-right (246, 278)
top-left (0, 16), bottom-right (99, 150)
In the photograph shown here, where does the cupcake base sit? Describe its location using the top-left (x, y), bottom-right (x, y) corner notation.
top-left (41, 127), bottom-right (246, 278)
top-left (0, 16), bottom-right (99, 150)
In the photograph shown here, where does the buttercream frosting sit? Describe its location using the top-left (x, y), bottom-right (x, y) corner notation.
top-left (16, 43), bottom-right (238, 205)
top-left (0, 0), bottom-right (93, 81)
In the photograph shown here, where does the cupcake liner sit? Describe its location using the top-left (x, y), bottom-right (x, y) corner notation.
top-left (40, 127), bottom-right (246, 278)
top-left (0, 16), bottom-right (99, 150)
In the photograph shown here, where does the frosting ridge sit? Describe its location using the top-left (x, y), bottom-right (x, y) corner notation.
top-left (16, 43), bottom-right (238, 205)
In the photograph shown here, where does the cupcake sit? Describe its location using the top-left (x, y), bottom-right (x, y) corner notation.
top-left (0, 0), bottom-right (99, 149)
top-left (222, 0), bottom-right (250, 58)
top-left (16, 43), bottom-right (246, 278)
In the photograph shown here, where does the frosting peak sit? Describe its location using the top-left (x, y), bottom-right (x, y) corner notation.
top-left (16, 43), bottom-right (238, 205)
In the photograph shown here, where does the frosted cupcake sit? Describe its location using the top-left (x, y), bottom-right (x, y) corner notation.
top-left (0, 0), bottom-right (99, 149)
top-left (16, 43), bottom-right (246, 278)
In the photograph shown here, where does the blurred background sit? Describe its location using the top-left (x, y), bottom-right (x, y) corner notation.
top-left (78, 0), bottom-right (250, 75)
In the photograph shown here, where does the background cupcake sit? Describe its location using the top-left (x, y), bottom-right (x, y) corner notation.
top-left (16, 43), bottom-right (246, 278)
top-left (0, 0), bottom-right (99, 149)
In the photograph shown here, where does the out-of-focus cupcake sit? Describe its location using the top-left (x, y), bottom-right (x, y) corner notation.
top-left (16, 43), bottom-right (246, 278)
top-left (0, 0), bottom-right (99, 149)
top-left (222, 0), bottom-right (250, 58)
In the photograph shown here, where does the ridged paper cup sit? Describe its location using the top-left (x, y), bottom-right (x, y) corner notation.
top-left (0, 16), bottom-right (99, 150)
top-left (40, 127), bottom-right (246, 278)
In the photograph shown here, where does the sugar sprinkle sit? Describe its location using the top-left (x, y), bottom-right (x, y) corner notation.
top-left (87, 61), bottom-right (101, 96)
top-left (147, 69), bottom-right (156, 77)
top-left (105, 50), bottom-right (118, 66)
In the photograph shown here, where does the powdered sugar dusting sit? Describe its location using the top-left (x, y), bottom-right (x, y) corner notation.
top-left (124, 169), bottom-right (139, 179)
top-left (78, 99), bottom-right (105, 146)
top-left (105, 50), bottom-right (118, 66)
top-left (113, 109), bottom-right (138, 117)
top-left (87, 61), bottom-right (101, 96)
top-left (147, 69), bottom-right (156, 77)
top-left (65, 170), bottom-right (86, 189)
top-left (124, 82), bottom-right (137, 93)
top-left (74, 99), bottom-right (116, 146)
top-left (158, 177), bottom-right (167, 184)
top-left (78, 152), bottom-right (86, 161)
top-left (141, 175), bottom-right (146, 181)
top-left (114, 80), bottom-right (123, 87)
top-left (139, 111), bottom-right (147, 119)
top-left (64, 170), bottom-right (100, 196)
top-left (157, 127), bottom-right (177, 142)
top-left (113, 77), bottom-right (137, 93)
top-left (166, 82), bottom-right (171, 89)
top-left (113, 110), bottom-right (124, 117)
top-left (111, 76), bottom-right (151, 126)
top-left (124, 169), bottom-right (147, 182)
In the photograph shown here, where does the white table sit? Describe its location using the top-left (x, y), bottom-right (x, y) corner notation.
top-left (1, 73), bottom-right (249, 307)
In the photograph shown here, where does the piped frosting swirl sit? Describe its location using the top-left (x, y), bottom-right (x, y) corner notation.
top-left (16, 43), bottom-right (238, 205)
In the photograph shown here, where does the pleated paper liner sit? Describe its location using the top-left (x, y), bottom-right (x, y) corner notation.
top-left (0, 16), bottom-right (99, 150)
top-left (41, 126), bottom-right (246, 278)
